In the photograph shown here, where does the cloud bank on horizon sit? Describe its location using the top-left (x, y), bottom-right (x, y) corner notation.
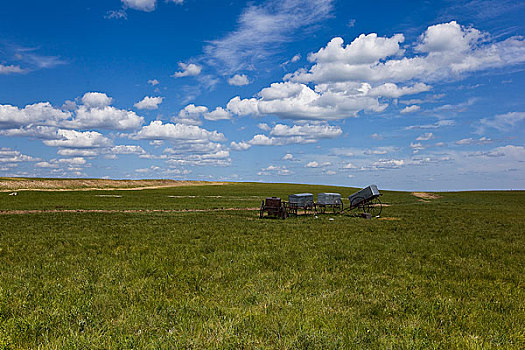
top-left (0, 0), bottom-right (524, 190)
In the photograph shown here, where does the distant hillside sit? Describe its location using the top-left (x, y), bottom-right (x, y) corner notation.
top-left (0, 178), bottom-right (225, 191)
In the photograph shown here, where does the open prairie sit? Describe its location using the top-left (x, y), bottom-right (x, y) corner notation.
top-left (0, 181), bottom-right (523, 348)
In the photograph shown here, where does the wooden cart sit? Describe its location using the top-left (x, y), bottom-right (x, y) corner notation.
top-left (343, 185), bottom-right (383, 217)
top-left (259, 197), bottom-right (287, 219)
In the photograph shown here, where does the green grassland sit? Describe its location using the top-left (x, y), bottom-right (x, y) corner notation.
top-left (0, 182), bottom-right (523, 348)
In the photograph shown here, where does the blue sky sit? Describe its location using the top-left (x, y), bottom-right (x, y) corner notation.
top-left (1, 0), bottom-right (524, 190)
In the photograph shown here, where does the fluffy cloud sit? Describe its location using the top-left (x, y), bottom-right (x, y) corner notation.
top-left (43, 130), bottom-right (112, 148)
top-left (35, 161), bottom-right (58, 168)
top-left (282, 54), bottom-right (301, 66)
top-left (257, 165), bottom-right (291, 176)
top-left (165, 150), bottom-right (231, 167)
top-left (0, 64), bottom-right (24, 74)
top-left (269, 123), bottom-right (342, 138)
top-left (120, 0), bottom-right (183, 12)
top-left (230, 141), bottom-right (252, 151)
top-left (289, 21), bottom-right (525, 85)
top-left (163, 140), bottom-right (229, 160)
top-left (148, 79), bottom-right (159, 86)
top-left (35, 157), bottom-right (91, 171)
top-left (133, 120), bottom-right (225, 143)
top-left (282, 153), bottom-right (293, 160)
top-left (174, 104), bottom-right (208, 125)
top-left (81, 92), bottom-right (113, 108)
top-left (415, 21), bottom-right (485, 54)
top-left (66, 105), bottom-right (143, 130)
top-left (305, 161), bottom-right (319, 168)
top-left (58, 157), bottom-right (87, 165)
top-left (204, 107), bottom-right (231, 121)
top-left (258, 123), bottom-right (271, 131)
top-left (236, 123), bottom-right (342, 147)
top-left (111, 145), bottom-right (146, 155)
top-left (122, 0), bottom-right (156, 12)
top-left (0, 148), bottom-right (37, 162)
top-left (57, 149), bottom-right (99, 157)
top-left (400, 105), bottom-right (420, 114)
top-left (307, 34), bottom-right (405, 66)
top-left (367, 82), bottom-right (431, 98)
top-left (372, 159), bottom-right (405, 169)
top-left (1, 92), bottom-right (143, 132)
top-left (134, 96), bottom-right (163, 110)
top-left (228, 74), bottom-right (250, 86)
top-left (227, 82), bottom-right (386, 120)
top-left (172, 63), bottom-right (202, 77)
top-left (331, 146), bottom-right (396, 157)
top-left (0, 103), bottom-right (70, 127)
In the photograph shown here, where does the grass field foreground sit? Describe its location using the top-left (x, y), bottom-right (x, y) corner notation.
top-left (0, 182), bottom-right (524, 348)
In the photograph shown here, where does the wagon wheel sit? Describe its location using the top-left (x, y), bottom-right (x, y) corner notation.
top-left (259, 200), bottom-right (264, 218)
top-left (364, 197), bottom-right (382, 217)
top-left (280, 205), bottom-right (287, 219)
top-left (350, 196), bottom-right (366, 213)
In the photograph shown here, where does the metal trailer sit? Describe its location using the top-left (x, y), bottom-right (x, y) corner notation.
top-left (286, 193), bottom-right (315, 216)
top-left (345, 184), bottom-right (383, 217)
top-left (260, 197), bottom-right (287, 219)
top-left (316, 193), bottom-right (343, 213)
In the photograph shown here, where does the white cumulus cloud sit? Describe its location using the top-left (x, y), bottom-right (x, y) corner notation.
top-left (134, 96), bottom-right (164, 110)
top-left (237, 123), bottom-right (342, 147)
top-left (81, 92), bottom-right (113, 108)
top-left (228, 74), bottom-right (250, 86)
top-left (133, 120), bottom-right (225, 143)
top-left (172, 63), bottom-right (202, 77)
top-left (0, 148), bottom-right (37, 162)
top-left (43, 130), bottom-right (112, 149)
top-left (174, 104), bottom-right (209, 125)
top-left (0, 64), bottom-right (24, 74)
top-left (71, 107), bottom-right (143, 130)
top-left (205, 107), bottom-right (231, 121)
top-left (227, 81), bottom-right (386, 120)
top-left (0, 103), bottom-right (70, 127)
top-left (401, 105), bottom-right (420, 114)
top-left (122, 0), bottom-right (156, 12)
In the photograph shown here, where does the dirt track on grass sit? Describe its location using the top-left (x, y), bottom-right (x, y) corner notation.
top-left (0, 207), bottom-right (260, 215)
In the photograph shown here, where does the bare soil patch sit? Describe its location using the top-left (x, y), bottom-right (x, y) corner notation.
top-left (378, 217), bottom-right (401, 221)
top-left (0, 178), bottom-right (226, 192)
top-left (411, 192), bottom-right (442, 200)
